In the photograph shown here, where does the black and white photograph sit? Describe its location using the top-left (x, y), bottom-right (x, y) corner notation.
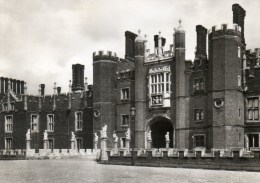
top-left (0, 0), bottom-right (260, 182)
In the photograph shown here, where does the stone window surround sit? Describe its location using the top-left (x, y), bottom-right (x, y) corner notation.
top-left (192, 134), bottom-right (206, 148)
top-left (75, 137), bottom-right (83, 149)
top-left (5, 137), bottom-right (13, 150)
top-left (75, 111), bottom-right (83, 131)
top-left (48, 138), bottom-right (55, 149)
top-left (31, 114), bottom-right (39, 132)
top-left (2, 103), bottom-right (8, 111)
top-left (193, 77), bottom-right (205, 93)
top-left (193, 108), bottom-right (205, 122)
top-left (120, 87), bottom-right (130, 101)
top-left (245, 132), bottom-right (260, 150)
top-left (149, 72), bottom-right (171, 95)
top-left (120, 137), bottom-right (126, 148)
top-left (47, 114), bottom-right (54, 132)
top-left (5, 115), bottom-right (13, 133)
top-left (121, 114), bottom-right (130, 127)
top-left (246, 96), bottom-right (259, 122)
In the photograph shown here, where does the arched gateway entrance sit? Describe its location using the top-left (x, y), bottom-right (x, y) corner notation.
top-left (147, 116), bottom-right (173, 148)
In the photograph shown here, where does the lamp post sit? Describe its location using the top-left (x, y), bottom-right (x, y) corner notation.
top-left (130, 107), bottom-right (136, 166)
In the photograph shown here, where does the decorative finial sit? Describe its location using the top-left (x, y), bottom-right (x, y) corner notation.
top-left (159, 31), bottom-right (161, 35)
top-left (138, 29), bottom-right (141, 35)
top-left (174, 19), bottom-right (184, 32)
top-left (144, 34), bottom-right (147, 39)
top-left (179, 19), bottom-right (182, 26)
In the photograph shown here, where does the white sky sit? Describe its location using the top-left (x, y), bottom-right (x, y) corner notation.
top-left (0, 0), bottom-right (260, 95)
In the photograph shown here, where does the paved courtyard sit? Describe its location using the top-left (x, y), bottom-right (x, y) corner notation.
top-left (0, 158), bottom-right (260, 183)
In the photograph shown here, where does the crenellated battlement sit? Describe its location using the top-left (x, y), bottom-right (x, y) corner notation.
top-left (105, 147), bottom-right (260, 171)
top-left (93, 50), bottom-right (119, 62)
top-left (208, 23), bottom-right (241, 38)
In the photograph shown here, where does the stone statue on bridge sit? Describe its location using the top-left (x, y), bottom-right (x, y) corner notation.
top-left (165, 132), bottom-right (170, 141)
top-left (71, 131), bottom-right (75, 141)
top-left (43, 130), bottom-right (48, 140)
top-left (94, 133), bottom-right (99, 142)
top-left (113, 132), bottom-right (118, 143)
top-left (26, 129), bottom-right (31, 140)
top-left (125, 128), bottom-right (131, 140)
top-left (101, 124), bottom-right (107, 138)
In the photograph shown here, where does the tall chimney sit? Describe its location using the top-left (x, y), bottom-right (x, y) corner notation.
top-left (53, 82), bottom-right (56, 110)
top-left (69, 80), bottom-right (72, 109)
top-left (38, 85), bottom-right (41, 96)
top-left (57, 87), bottom-right (61, 95)
top-left (158, 31), bottom-right (162, 57)
top-left (125, 31), bottom-right (137, 61)
top-left (7, 79), bottom-right (11, 110)
top-left (38, 85), bottom-right (42, 110)
top-left (24, 82), bottom-right (27, 110)
top-left (21, 81), bottom-right (24, 94)
top-left (154, 35), bottom-right (159, 56)
top-left (12, 79), bottom-right (17, 93)
top-left (17, 80), bottom-right (21, 94)
top-left (232, 4), bottom-right (246, 44)
top-left (53, 82), bottom-right (57, 95)
top-left (41, 84), bottom-right (45, 96)
top-left (0, 77), bottom-right (4, 94)
top-left (195, 25), bottom-right (207, 59)
top-left (72, 64), bottom-right (85, 91)
top-left (84, 77), bottom-right (88, 91)
top-left (4, 78), bottom-right (8, 93)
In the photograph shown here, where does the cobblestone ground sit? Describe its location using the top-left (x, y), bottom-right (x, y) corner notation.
top-left (0, 159), bottom-right (260, 183)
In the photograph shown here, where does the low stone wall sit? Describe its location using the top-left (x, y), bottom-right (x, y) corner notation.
top-left (0, 149), bottom-right (26, 160)
top-left (25, 149), bottom-right (100, 160)
top-left (104, 148), bottom-right (260, 171)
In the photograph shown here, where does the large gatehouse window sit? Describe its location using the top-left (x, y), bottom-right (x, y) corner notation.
top-left (149, 66), bottom-right (171, 107)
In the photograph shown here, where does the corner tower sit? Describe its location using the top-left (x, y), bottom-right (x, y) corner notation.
top-left (93, 51), bottom-right (117, 147)
top-left (134, 30), bottom-right (146, 148)
top-left (172, 20), bottom-right (187, 148)
top-left (208, 23), bottom-right (245, 149)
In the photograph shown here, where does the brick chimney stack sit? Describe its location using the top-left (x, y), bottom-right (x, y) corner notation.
top-left (125, 31), bottom-right (137, 61)
top-left (40, 84), bottom-right (45, 96)
top-left (232, 4), bottom-right (246, 44)
top-left (195, 25), bottom-right (207, 59)
top-left (57, 87), bottom-right (61, 95)
top-left (72, 64), bottom-right (84, 92)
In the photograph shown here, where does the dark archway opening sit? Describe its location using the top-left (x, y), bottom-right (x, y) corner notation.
top-left (150, 117), bottom-right (173, 148)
